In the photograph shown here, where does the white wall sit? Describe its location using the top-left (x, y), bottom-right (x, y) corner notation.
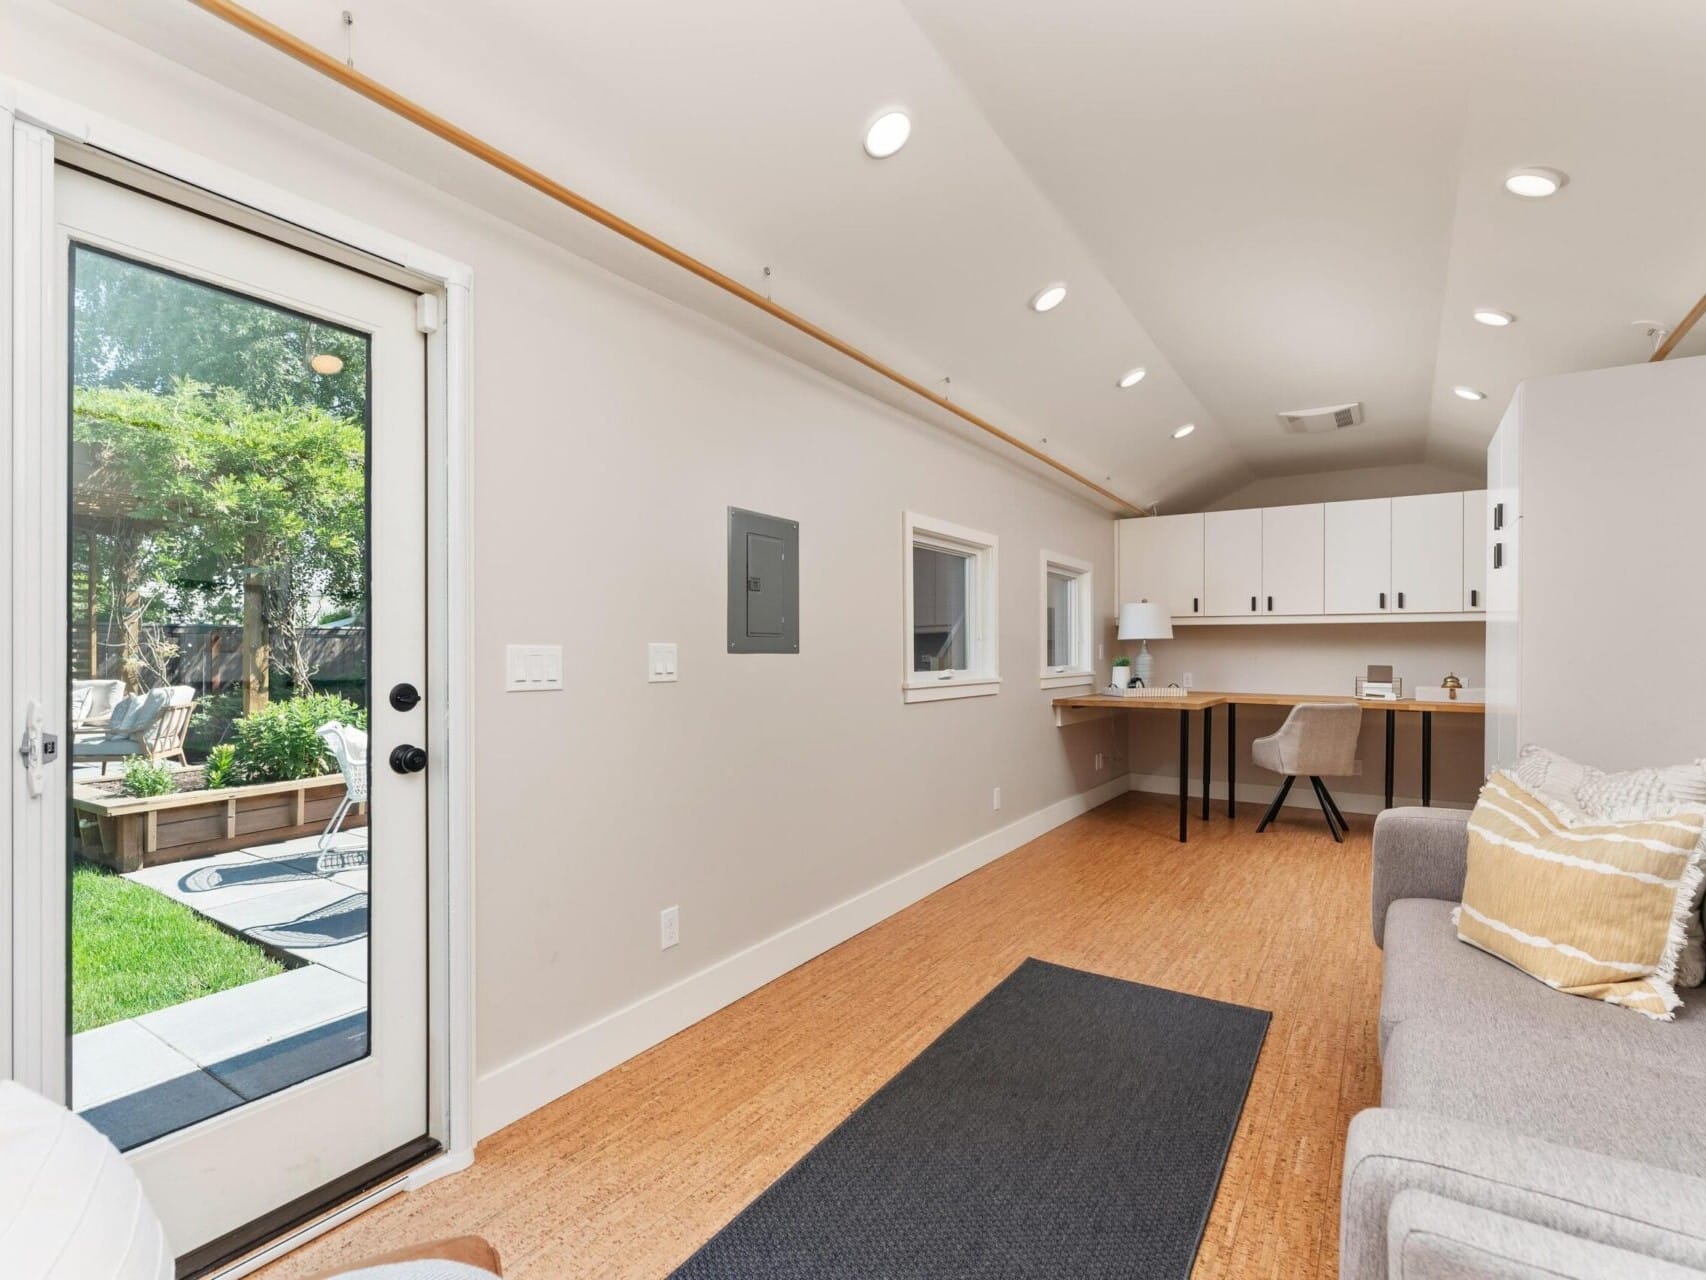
top-left (1126, 623), bottom-right (1487, 810)
top-left (2, 1), bottom-right (1125, 1134)
top-left (1203, 461), bottom-right (1484, 511)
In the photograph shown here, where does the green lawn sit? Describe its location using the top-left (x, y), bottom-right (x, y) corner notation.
top-left (71, 859), bottom-right (285, 1034)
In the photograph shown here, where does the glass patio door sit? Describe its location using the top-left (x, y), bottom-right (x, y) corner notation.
top-left (36, 165), bottom-right (431, 1261)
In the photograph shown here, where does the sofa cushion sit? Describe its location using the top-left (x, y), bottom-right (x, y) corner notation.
top-left (1380, 899), bottom-right (1706, 1072)
top-left (1382, 1018), bottom-right (1706, 1178)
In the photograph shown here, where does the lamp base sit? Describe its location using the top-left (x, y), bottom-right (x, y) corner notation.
top-left (1134, 641), bottom-right (1154, 688)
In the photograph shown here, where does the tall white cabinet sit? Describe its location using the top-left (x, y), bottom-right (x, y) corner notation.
top-left (1484, 355), bottom-right (1706, 773)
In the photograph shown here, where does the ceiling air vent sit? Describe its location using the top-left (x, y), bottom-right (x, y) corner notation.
top-left (1277, 401), bottom-right (1364, 434)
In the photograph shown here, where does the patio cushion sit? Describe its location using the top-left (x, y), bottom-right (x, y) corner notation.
top-left (0, 1080), bottom-right (173, 1279)
top-left (72, 737), bottom-right (146, 759)
top-left (104, 693), bottom-right (145, 733)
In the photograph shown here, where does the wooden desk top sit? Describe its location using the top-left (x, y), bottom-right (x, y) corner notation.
top-left (1052, 690), bottom-right (1486, 715)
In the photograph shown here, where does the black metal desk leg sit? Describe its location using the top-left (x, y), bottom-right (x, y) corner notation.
top-left (1421, 711), bottom-right (1433, 807)
top-left (1201, 706), bottom-right (1212, 821)
top-left (1227, 702), bottom-right (1237, 819)
top-left (1384, 709), bottom-right (1396, 811)
top-left (1178, 709), bottom-right (1189, 843)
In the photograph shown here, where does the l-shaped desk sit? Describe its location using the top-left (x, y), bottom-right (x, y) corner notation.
top-left (1052, 690), bottom-right (1485, 842)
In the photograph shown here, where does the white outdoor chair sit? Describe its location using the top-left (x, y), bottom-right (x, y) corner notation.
top-left (315, 721), bottom-right (369, 867)
top-left (71, 685), bottom-right (195, 774)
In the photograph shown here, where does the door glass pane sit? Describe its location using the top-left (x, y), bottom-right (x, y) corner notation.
top-left (68, 246), bottom-right (373, 1151)
top-left (912, 545), bottom-right (970, 672)
top-left (1047, 571), bottom-right (1075, 668)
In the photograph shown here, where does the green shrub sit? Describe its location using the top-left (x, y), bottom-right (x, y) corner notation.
top-left (202, 743), bottom-right (238, 790)
top-left (121, 759), bottom-right (177, 798)
top-left (228, 693), bottom-right (366, 784)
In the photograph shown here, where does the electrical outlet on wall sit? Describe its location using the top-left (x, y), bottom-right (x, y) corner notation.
top-left (660, 905), bottom-right (680, 950)
top-left (1181, 671), bottom-right (1194, 689)
top-left (1094, 753), bottom-right (1105, 771)
top-left (992, 786), bottom-right (1002, 811)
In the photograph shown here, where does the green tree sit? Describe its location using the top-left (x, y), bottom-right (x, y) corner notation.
top-left (73, 381), bottom-right (366, 709)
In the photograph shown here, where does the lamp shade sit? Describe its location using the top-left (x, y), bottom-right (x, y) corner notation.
top-left (1117, 600), bottom-right (1173, 641)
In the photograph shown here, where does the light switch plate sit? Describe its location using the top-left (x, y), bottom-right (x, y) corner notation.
top-left (648, 642), bottom-right (679, 683)
top-left (505, 644), bottom-right (562, 691)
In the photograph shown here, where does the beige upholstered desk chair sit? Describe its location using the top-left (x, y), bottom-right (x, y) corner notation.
top-left (1251, 702), bottom-right (1363, 842)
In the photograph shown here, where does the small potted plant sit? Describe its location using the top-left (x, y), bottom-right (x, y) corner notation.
top-left (1111, 656), bottom-right (1133, 690)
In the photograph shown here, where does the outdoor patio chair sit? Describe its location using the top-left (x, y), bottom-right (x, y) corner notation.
top-left (315, 720), bottom-right (369, 865)
top-left (71, 678), bottom-right (127, 738)
top-left (71, 685), bottom-right (195, 775)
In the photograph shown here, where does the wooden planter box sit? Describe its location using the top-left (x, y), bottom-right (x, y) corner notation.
top-left (73, 774), bottom-right (366, 872)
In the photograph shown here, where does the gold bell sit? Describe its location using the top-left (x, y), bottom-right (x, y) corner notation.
top-left (1442, 672), bottom-right (1464, 701)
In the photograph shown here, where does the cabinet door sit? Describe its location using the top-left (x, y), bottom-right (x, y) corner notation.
top-left (1260, 504), bottom-right (1324, 615)
top-left (1461, 490), bottom-right (1487, 612)
top-left (1153, 513), bottom-right (1205, 617)
top-left (1117, 513), bottom-right (1203, 618)
top-left (1324, 498), bottom-right (1392, 613)
top-left (1391, 492), bottom-right (1463, 613)
top-left (1203, 508), bottom-right (1263, 616)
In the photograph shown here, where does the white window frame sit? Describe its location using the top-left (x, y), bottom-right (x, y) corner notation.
top-left (1039, 551), bottom-right (1095, 690)
top-left (903, 512), bottom-right (999, 703)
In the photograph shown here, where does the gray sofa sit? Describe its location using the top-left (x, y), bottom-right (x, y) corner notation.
top-left (1343, 806), bottom-right (1706, 1280)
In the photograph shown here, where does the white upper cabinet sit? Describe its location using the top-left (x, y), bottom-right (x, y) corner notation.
top-left (1260, 504), bottom-right (1324, 615)
top-left (1324, 498), bottom-right (1392, 614)
top-left (1204, 508), bottom-right (1263, 617)
top-left (1390, 492), bottom-right (1463, 614)
top-left (1461, 489), bottom-right (1487, 612)
top-left (1117, 512), bottom-right (1203, 618)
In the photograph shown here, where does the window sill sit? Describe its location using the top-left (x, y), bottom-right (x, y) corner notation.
top-left (903, 677), bottom-right (1001, 704)
top-left (1040, 671), bottom-right (1095, 691)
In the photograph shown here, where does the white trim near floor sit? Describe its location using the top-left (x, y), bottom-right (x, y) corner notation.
top-left (0, 77), bottom-right (476, 1201)
top-left (473, 773), bottom-right (1133, 1138)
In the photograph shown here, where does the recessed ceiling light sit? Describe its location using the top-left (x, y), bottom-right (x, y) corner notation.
top-left (1172, 423), bottom-right (1196, 439)
top-left (1472, 309), bottom-right (1514, 327)
top-left (1029, 283), bottom-right (1067, 313)
top-left (308, 352), bottom-right (344, 375)
top-left (1117, 366), bottom-right (1147, 389)
top-left (1453, 385), bottom-right (1487, 401)
top-left (862, 110), bottom-right (911, 159)
top-left (1504, 167), bottom-right (1567, 199)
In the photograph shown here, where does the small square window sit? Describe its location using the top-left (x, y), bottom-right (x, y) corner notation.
top-left (904, 512), bottom-right (999, 703)
top-left (1040, 551), bottom-right (1094, 689)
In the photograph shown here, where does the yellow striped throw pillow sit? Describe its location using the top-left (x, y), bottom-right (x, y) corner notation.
top-left (1457, 773), bottom-right (1706, 1019)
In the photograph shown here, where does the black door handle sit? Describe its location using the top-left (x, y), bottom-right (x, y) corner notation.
top-left (389, 682), bottom-right (422, 712)
top-left (389, 744), bottom-right (428, 774)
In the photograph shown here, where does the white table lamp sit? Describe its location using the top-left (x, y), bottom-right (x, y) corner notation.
top-left (1117, 600), bottom-right (1173, 687)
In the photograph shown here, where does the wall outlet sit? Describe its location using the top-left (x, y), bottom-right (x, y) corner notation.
top-left (1094, 752), bottom-right (1105, 771)
top-left (992, 786), bottom-right (1002, 811)
top-left (660, 905), bottom-right (680, 950)
top-left (1181, 671), bottom-right (1195, 689)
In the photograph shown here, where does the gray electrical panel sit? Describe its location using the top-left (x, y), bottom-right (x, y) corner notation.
top-left (727, 507), bottom-right (799, 653)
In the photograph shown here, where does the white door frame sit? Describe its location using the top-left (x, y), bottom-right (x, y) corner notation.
top-left (0, 76), bottom-right (476, 1266)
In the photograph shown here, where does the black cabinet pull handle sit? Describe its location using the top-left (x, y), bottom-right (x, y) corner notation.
top-left (1493, 543), bottom-right (1504, 570)
top-left (1193, 597), bottom-right (1199, 613)
top-left (1470, 588), bottom-right (1478, 607)
top-left (1250, 595), bottom-right (1257, 612)
top-left (1493, 502), bottom-right (1504, 531)
top-left (1267, 595), bottom-right (1274, 612)
top-left (1398, 591), bottom-right (1406, 609)
top-left (1379, 591), bottom-right (1387, 610)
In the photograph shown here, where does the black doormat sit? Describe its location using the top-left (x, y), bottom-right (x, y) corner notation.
top-left (669, 958), bottom-right (1270, 1279)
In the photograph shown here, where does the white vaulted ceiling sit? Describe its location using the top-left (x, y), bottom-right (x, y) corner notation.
top-left (47, 0), bottom-right (1706, 510)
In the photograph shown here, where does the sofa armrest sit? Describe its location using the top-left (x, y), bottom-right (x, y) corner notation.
top-left (1371, 807), bottom-right (1472, 947)
top-left (1389, 1191), bottom-right (1706, 1280)
top-left (1342, 1109), bottom-right (1706, 1280)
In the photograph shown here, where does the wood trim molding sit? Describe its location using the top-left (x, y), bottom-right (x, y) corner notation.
top-left (187, 0), bottom-right (1146, 516)
top-left (1651, 292), bottom-right (1706, 361)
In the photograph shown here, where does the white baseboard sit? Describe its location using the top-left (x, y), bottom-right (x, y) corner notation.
top-left (1125, 772), bottom-right (1470, 816)
top-left (473, 773), bottom-right (1132, 1138)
